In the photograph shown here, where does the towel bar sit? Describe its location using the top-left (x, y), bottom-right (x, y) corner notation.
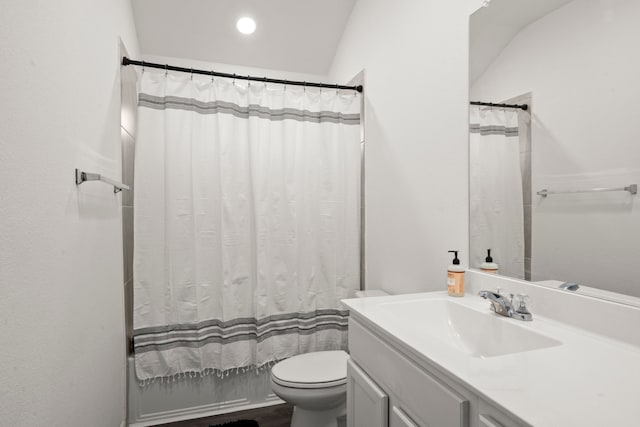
top-left (537, 184), bottom-right (636, 198)
top-left (75, 168), bottom-right (130, 193)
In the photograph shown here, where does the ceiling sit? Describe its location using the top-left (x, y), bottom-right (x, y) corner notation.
top-left (131, 0), bottom-right (356, 75)
top-left (470, 0), bottom-right (575, 83)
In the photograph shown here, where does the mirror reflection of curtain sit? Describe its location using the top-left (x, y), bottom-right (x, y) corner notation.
top-left (470, 106), bottom-right (524, 278)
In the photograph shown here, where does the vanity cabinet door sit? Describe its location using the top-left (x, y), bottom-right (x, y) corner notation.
top-left (347, 359), bottom-right (388, 427)
top-left (390, 406), bottom-right (419, 427)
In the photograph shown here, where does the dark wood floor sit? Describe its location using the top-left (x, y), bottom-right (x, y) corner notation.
top-left (159, 403), bottom-right (294, 427)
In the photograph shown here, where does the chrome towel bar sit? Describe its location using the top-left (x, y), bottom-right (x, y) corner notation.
top-left (537, 184), bottom-right (637, 198)
top-left (75, 168), bottom-right (130, 193)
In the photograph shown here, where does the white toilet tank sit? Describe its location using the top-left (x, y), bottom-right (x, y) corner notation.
top-left (354, 290), bottom-right (388, 298)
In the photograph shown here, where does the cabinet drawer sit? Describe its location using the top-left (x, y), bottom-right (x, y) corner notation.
top-left (349, 318), bottom-right (469, 427)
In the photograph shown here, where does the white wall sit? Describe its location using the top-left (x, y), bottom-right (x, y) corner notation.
top-left (0, 1), bottom-right (139, 426)
top-left (330, 0), bottom-right (471, 294)
top-left (471, 0), bottom-right (640, 296)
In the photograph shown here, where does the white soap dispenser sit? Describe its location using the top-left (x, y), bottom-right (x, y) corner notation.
top-left (480, 249), bottom-right (499, 274)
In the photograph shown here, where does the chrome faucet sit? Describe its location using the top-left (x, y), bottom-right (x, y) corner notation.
top-left (478, 290), bottom-right (532, 321)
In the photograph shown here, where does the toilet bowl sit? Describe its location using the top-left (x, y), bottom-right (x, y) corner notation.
top-left (270, 350), bottom-right (349, 427)
top-left (270, 289), bottom-right (389, 427)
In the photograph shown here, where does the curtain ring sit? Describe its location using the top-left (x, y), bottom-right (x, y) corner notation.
top-left (247, 74), bottom-right (251, 87)
top-left (336, 83), bottom-right (339, 95)
top-left (211, 71), bottom-right (214, 83)
top-left (263, 77), bottom-right (267, 89)
top-left (190, 68), bottom-right (193, 80)
top-left (303, 81), bottom-right (306, 92)
top-left (164, 64), bottom-right (168, 77)
top-left (233, 73), bottom-right (236, 85)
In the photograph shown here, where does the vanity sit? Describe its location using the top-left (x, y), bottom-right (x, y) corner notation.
top-left (341, 271), bottom-right (640, 427)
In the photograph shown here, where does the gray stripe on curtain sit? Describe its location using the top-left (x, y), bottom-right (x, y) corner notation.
top-left (138, 93), bottom-right (361, 125)
top-left (134, 309), bottom-right (349, 335)
top-left (133, 310), bottom-right (350, 353)
top-left (134, 321), bottom-right (348, 353)
top-left (470, 124), bottom-right (519, 136)
top-left (132, 314), bottom-right (349, 344)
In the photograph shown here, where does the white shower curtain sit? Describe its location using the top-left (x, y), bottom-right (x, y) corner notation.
top-left (470, 106), bottom-right (524, 279)
top-left (133, 71), bottom-right (361, 381)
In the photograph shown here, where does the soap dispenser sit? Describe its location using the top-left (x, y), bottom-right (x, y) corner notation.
top-left (447, 250), bottom-right (465, 297)
top-left (480, 249), bottom-right (499, 274)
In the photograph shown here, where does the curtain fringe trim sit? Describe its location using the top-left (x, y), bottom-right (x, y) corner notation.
top-left (137, 359), bottom-right (281, 387)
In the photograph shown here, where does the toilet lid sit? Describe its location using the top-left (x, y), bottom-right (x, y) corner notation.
top-left (271, 350), bottom-right (349, 389)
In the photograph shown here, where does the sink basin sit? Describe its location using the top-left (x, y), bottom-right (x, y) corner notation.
top-left (378, 299), bottom-right (561, 358)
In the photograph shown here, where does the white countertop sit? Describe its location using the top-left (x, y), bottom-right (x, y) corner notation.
top-left (342, 291), bottom-right (640, 427)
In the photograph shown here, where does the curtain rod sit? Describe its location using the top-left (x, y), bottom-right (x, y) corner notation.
top-left (121, 57), bottom-right (363, 93)
top-left (470, 101), bottom-right (528, 111)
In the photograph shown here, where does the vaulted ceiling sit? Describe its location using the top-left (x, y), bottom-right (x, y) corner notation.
top-left (131, 0), bottom-right (357, 75)
top-left (470, 0), bottom-right (575, 83)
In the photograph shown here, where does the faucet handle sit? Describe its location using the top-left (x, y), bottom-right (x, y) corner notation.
top-left (512, 293), bottom-right (530, 313)
top-left (496, 287), bottom-right (503, 295)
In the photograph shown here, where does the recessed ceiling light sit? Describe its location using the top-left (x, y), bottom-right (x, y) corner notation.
top-left (237, 17), bottom-right (256, 35)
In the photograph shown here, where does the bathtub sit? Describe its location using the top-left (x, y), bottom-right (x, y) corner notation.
top-left (127, 356), bottom-right (284, 426)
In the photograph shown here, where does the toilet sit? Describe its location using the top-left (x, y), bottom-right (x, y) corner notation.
top-left (271, 350), bottom-right (349, 427)
top-left (270, 290), bottom-right (388, 427)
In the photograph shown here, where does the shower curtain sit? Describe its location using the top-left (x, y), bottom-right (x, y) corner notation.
top-left (132, 71), bottom-right (362, 381)
top-left (470, 106), bottom-right (524, 279)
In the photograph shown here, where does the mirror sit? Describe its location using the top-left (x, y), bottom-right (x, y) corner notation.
top-left (468, 0), bottom-right (640, 304)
